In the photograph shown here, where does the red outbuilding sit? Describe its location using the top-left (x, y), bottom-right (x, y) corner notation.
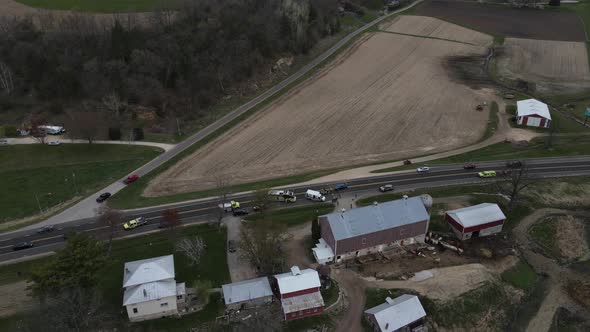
top-left (274, 266), bottom-right (324, 320)
top-left (445, 203), bottom-right (506, 240)
top-left (516, 99), bottom-right (551, 128)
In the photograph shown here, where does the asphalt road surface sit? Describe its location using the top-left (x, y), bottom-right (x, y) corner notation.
top-left (1, 156), bottom-right (589, 263)
top-left (36, 3), bottom-right (424, 227)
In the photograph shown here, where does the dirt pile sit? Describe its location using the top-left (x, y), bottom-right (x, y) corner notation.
top-left (556, 216), bottom-right (589, 260)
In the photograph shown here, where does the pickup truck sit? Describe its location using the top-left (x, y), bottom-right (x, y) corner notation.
top-left (123, 217), bottom-right (147, 230)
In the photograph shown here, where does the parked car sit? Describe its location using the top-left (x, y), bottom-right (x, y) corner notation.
top-left (47, 141), bottom-right (61, 145)
top-left (403, 159), bottom-right (412, 165)
top-left (36, 225), bottom-right (55, 234)
top-left (13, 242), bottom-right (34, 251)
top-left (233, 208), bottom-right (249, 216)
top-left (0, 139), bottom-right (9, 145)
top-left (320, 187), bottom-right (333, 195)
top-left (123, 217), bottom-right (147, 230)
top-left (334, 183), bottom-right (348, 191)
top-left (228, 240), bottom-right (237, 253)
top-left (416, 166), bottom-right (430, 173)
top-left (506, 161), bottom-right (522, 168)
top-left (96, 192), bottom-right (111, 203)
top-left (123, 174), bottom-right (140, 184)
top-left (379, 184), bottom-right (394, 192)
top-left (478, 170), bottom-right (497, 178)
top-left (463, 163), bottom-right (476, 169)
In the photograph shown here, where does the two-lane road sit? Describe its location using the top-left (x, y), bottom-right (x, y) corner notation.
top-left (1, 156), bottom-right (590, 263)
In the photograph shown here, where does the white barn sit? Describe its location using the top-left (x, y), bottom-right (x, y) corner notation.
top-left (122, 255), bottom-right (186, 322)
top-left (364, 294), bottom-right (427, 332)
top-left (516, 99), bottom-right (551, 128)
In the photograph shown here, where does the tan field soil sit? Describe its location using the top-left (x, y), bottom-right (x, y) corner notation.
top-left (525, 180), bottom-right (590, 207)
top-left (381, 15), bottom-right (492, 47)
top-left (556, 215), bottom-right (589, 260)
top-left (496, 38), bottom-right (590, 94)
top-left (146, 18), bottom-right (495, 196)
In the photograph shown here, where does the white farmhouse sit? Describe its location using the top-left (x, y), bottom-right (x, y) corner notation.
top-left (122, 255), bottom-right (186, 322)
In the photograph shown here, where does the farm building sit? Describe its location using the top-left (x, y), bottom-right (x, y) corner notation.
top-left (222, 277), bottom-right (273, 311)
top-left (274, 266), bottom-right (324, 321)
top-left (445, 203), bottom-right (506, 240)
top-left (516, 99), bottom-right (551, 128)
top-left (364, 294), bottom-right (427, 332)
top-left (313, 196), bottom-right (430, 263)
top-left (122, 255), bottom-right (186, 322)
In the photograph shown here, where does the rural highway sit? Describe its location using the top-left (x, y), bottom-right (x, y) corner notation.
top-left (1, 156), bottom-right (589, 263)
top-left (35, 2), bottom-right (424, 227)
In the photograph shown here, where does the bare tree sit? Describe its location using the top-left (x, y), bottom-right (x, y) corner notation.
top-left (176, 236), bottom-right (206, 266)
top-left (65, 106), bottom-right (105, 144)
top-left (161, 208), bottom-right (182, 239)
top-left (0, 60), bottom-right (14, 95)
top-left (30, 115), bottom-right (47, 144)
top-left (101, 92), bottom-right (126, 119)
top-left (239, 220), bottom-right (288, 275)
top-left (215, 176), bottom-right (229, 227)
top-left (496, 162), bottom-right (535, 210)
top-left (97, 205), bottom-right (122, 256)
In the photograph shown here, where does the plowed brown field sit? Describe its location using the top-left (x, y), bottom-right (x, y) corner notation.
top-left (496, 38), bottom-right (590, 94)
top-left (146, 18), bottom-right (495, 196)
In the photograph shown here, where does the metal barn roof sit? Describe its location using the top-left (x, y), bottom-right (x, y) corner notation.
top-left (364, 294), bottom-right (426, 331)
top-left (275, 266), bottom-right (321, 294)
top-left (123, 280), bottom-right (177, 306)
top-left (517, 99), bottom-right (551, 120)
top-left (280, 292), bottom-right (325, 314)
top-left (123, 255), bottom-right (175, 288)
top-left (222, 277), bottom-right (273, 305)
top-left (446, 203), bottom-right (506, 228)
top-left (323, 196), bottom-right (429, 241)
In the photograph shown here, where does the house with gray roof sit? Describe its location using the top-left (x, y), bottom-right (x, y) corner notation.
top-left (314, 196), bottom-right (429, 263)
top-left (222, 277), bottom-right (273, 310)
top-left (122, 255), bottom-right (186, 322)
top-left (364, 294), bottom-right (427, 332)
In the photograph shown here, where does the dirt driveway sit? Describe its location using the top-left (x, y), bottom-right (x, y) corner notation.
top-left (147, 16), bottom-right (495, 196)
top-left (513, 208), bottom-right (590, 332)
top-left (224, 215), bottom-right (256, 282)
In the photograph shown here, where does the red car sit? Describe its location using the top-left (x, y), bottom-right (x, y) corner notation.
top-left (123, 174), bottom-right (140, 184)
top-left (463, 163), bottom-right (476, 169)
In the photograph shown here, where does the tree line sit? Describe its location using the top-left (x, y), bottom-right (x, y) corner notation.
top-left (0, 0), bottom-right (341, 135)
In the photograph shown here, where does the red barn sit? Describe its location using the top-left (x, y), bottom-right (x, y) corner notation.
top-left (274, 266), bottom-right (324, 320)
top-left (445, 203), bottom-right (506, 240)
top-left (516, 99), bottom-right (551, 128)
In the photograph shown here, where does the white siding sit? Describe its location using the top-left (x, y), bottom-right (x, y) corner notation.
top-left (527, 117), bottom-right (541, 127)
top-left (479, 224), bottom-right (503, 237)
top-left (125, 295), bottom-right (178, 322)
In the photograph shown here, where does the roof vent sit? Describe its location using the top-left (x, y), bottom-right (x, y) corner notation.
top-left (341, 208), bottom-right (346, 213)
top-left (373, 201), bottom-right (378, 206)
top-left (125, 267), bottom-right (130, 274)
top-left (291, 266), bottom-right (301, 276)
top-left (402, 195), bottom-right (408, 200)
top-left (143, 289), bottom-right (147, 297)
top-left (385, 297), bottom-right (394, 305)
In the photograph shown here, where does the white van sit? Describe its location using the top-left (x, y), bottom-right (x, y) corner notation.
top-left (305, 189), bottom-right (326, 202)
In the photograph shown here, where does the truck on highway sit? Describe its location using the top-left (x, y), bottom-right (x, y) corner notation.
top-left (268, 189), bottom-right (296, 203)
top-left (305, 189), bottom-right (326, 202)
top-left (219, 200), bottom-right (241, 212)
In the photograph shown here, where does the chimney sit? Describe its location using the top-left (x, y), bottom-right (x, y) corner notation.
top-left (143, 289), bottom-right (147, 297)
top-left (291, 266), bottom-right (301, 276)
top-left (385, 297), bottom-right (394, 305)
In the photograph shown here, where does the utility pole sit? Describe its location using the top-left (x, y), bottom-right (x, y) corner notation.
top-left (34, 193), bottom-right (42, 214)
top-left (72, 171), bottom-right (78, 195)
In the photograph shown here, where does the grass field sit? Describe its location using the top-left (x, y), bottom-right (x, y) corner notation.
top-left (15, 0), bottom-right (181, 13)
top-left (244, 203), bottom-right (334, 226)
top-left (0, 224), bottom-right (229, 331)
top-left (530, 217), bottom-right (559, 257)
top-left (0, 144), bottom-right (161, 223)
top-left (502, 261), bottom-right (538, 291)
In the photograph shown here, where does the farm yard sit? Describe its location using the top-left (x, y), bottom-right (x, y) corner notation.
top-left (413, 0), bottom-right (586, 41)
top-left (495, 38), bottom-right (590, 94)
top-left (145, 17), bottom-right (495, 196)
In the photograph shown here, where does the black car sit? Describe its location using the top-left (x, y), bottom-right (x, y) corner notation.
top-left (233, 208), bottom-right (249, 216)
top-left (36, 225), bottom-right (55, 234)
top-left (13, 242), bottom-right (34, 251)
top-left (96, 192), bottom-right (111, 203)
top-left (506, 161), bottom-right (523, 168)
